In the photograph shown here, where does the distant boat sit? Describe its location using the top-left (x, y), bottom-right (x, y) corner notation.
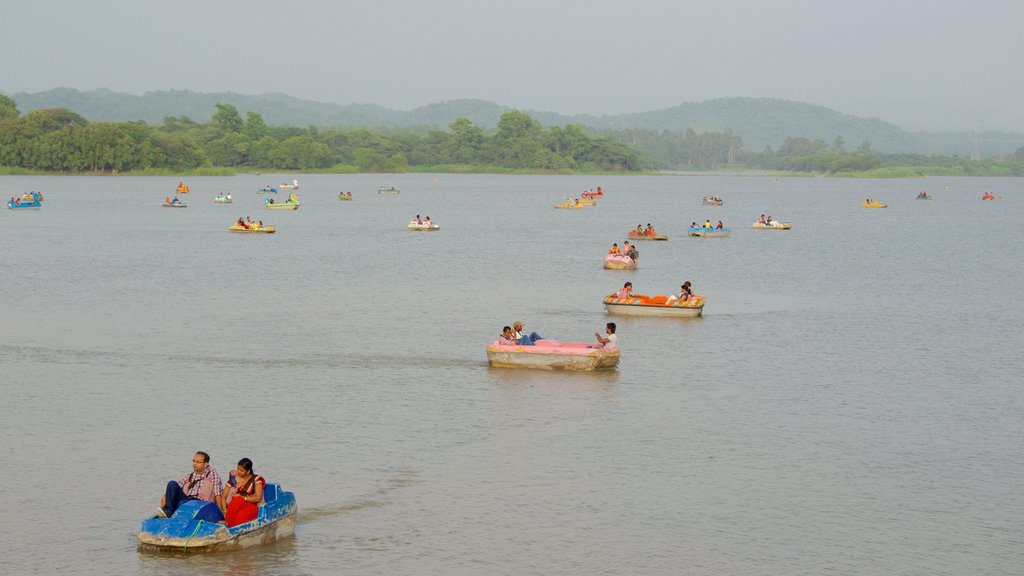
top-left (279, 179), bottom-right (299, 190)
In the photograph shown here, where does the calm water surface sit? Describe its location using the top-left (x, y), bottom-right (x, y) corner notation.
top-left (1, 174), bottom-right (1021, 575)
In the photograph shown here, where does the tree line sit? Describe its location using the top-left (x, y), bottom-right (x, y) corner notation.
top-left (3, 93), bottom-right (1023, 176)
top-left (0, 95), bottom-right (638, 173)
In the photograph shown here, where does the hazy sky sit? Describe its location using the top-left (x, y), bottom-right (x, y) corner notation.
top-left (3, 0), bottom-right (1023, 131)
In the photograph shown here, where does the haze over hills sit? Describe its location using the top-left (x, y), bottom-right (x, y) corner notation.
top-left (7, 88), bottom-right (1023, 157)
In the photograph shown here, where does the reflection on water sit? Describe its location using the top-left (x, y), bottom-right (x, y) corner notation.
top-left (1, 174), bottom-right (1022, 575)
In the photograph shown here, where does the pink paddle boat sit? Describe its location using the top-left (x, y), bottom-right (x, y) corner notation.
top-left (486, 339), bottom-right (620, 371)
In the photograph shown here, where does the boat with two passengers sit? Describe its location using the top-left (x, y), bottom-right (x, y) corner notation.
top-left (627, 228), bottom-right (668, 241)
top-left (982, 193), bottom-right (995, 201)
top-left (752, 220), bottom-right (791, 230)
top-left (408, 220), bottom-right (440, 231)
top-left (915, 192), bottom-right (931, 200)
top-left (175, 182), bottom-right (190, 193)
top-left (581, 189), bottom-right (603, 199)
top-left (257, 186), bottom-right (277, 194)
top-left (265, 193), bottom-right (299, 210)
top-left (278, 179), bottom-right (299, 190)
top-left (214, 194), bottom-right (232, 204)
top-left (163, 200), bottom-right (187, 208)
top-left (486, 339), bottom-right (619, 371)
top-left (378, 186), bottom-right (400, 195)
top-left (604, 293), bottom-right (705, 317)
top-left (338, 192), bottom-right (353, 201)
top-left (137, 482), bottom-right (296, 552)
top-left (702, 196), bottom-right (723, 206)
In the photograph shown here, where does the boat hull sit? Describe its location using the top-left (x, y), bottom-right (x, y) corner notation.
top-left (752, 222), bottom-right (791, 230)
top-left (702, 200), bottom-right (723, 206)
top-left (265, 204), bottom-right (299, 210)
top-left (862, 202), bottom-right (887, 208)
top-left (162, 204), bottom-right (187, 208)
top-left (408, 224), bottom-right (440, 231)
top-left (8, 203), bottom-right (41, 209)
top-left (688, 228), bottom-right (730, 237)
top-left (628, 234), bottom-right (668, 241)
top-left (603, 255), bottom-right (637, 269)
top-left (604, 299), bottom-right (703, 317)
top-left (577, 199), bottom-right (597, 206)
top-left (486, 342), bottom-right (619, 371)
top-left (554, 204), bottom-right (586, 209)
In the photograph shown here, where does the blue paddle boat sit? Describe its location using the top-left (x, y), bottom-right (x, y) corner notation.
top-left (688, 227), bottom-right (731, 238)
top-left (8, 199), bottom-right (42, 210)
top-left (258, 186), bottom-right (278, 194)
top-left (137, 483), bottom-right (297, 553)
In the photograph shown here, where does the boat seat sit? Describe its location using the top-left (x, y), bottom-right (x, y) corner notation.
top-left (263, 483), bottom-right (277, 504)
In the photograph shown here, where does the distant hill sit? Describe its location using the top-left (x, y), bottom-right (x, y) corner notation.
top-left (7, 88), bottom-right (1024, 155)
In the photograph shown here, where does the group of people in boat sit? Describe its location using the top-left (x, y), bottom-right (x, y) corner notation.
top-left (176, 181), bottom-right (190, 193)
top-left (615, 280), bottom-right (694, 304)
top-left (630, 223), bottom-right (658, 236)
top-left (164, 196), bottom-right (183, 205)
top-left (608, 240), bottom-right (639, 261)
top-left (581, 186), bottom-right (603, 197)
top-left (410, 214), bottom-right (434, 225)
top-left (691, 220), bottom-right (725, 230)
top-left (9, 192), bottom-right (42, 206)
top-left (916, 192), bottom-right (929, 199)
top-left (496, 321), bottom-right (618, 350)
top-left (235, 216), bottom-right (265, 229)
top-left (155, 451), bottom-right (267, 527)
top-left (757, 215), bottom-right (777, 225)
top-left (703, 196), bottom-right (722, 203)
top-left (339, 191), bottom-right (352, 199)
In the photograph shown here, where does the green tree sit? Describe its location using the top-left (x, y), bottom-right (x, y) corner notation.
top-left (0, 93), bottom-right (18, 120)
top-left (242, 111), bottom-right (268, 141)
top-left (211, 103), bottom-right (243, 136)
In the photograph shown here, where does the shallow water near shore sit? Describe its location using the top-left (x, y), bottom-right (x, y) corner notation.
top-left (1, 173), bottom-right (1021, 575)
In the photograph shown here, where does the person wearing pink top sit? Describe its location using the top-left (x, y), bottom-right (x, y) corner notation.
top-left (156, 451), bottom-right (223, 518)
top-left (617, 282), bottom-right (634, 300)
top-left (497, 326), bottom-right (517, 345)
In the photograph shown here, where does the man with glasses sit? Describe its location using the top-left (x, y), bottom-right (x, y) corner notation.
top-left (155, 451), bottom-right (224, 518)
top-left (512, 321), bottom-right (544, 346)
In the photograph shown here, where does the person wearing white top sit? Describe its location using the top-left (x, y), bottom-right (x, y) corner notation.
top-left (595, 322), bottom-right (618, 350)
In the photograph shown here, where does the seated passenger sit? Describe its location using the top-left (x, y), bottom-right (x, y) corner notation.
top-left (666, 281), bottom-right (693, 304)
top-left (617, 282), bottom-right (634, 300)
top-left (223, 458), bottom-right (264, 527)
top-left (716, 220), bottom-right (724, 229)
top-left (635, 225), bottom-right (643, 236)
top-left (156, 451), bottom-right (223, 519)
top-left (704, 220), bottom-right (712, 229)
top-left (645, 224), bottom-right (655, 236)
top-left (512, 321), bottom-right (543, 345)
top-left (594, 322), bottom-right (618, 350)
top-left (497, 326), bottom-right (517, 346)
top-left (608, 242), bottom-right (619, 255)
top-left (758, 214), bottom-right (765, 224)
top-left (424, 216), bottom-right (432, 225)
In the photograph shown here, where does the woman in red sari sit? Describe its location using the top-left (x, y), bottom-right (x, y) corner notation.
top-left (223, 458), bottom-right (265, 527)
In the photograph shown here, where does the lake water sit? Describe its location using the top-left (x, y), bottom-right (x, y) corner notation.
top-left (1, 173), bottom-right (1021, 575)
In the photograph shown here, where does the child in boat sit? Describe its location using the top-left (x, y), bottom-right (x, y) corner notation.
top-left (608, 243), bottom-right (619, 255)
top-left (617, 282), bottom-right (633, 300)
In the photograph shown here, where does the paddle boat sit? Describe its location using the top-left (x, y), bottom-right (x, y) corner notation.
top-left (916, 192), bottom-right (931, 200)
top-left (702, 196), bottom-right (723, 206)
top-left (214, 194), bottom-right (232, 204)
top-left (628, 229), bottom-right (668, 241)
top-left (175, 182), bottom-right (190, 193)
top-left (604, 293), bottom-right (705, 317)
top-left (265, 193), bottom-right (299, 210)
top-left (555, 201), bottom-right (586, 209)
top-left (7, 197), bottom-right (42, 210)
top-left (486, 339), bottom-right (619, 371)
top-left (982, 193), bottom-right (995, 201)
top-left (338, 192), bottom-right (353, 201)
top-left (378, 186), bottom-right (400, 195)
top-left (230, 221), bottom-right (276, 233)
top-left (279, 179), bottom-right (299, 190)
top-left (581, 189), bottom-right (603, 199)
top-left (752, 220), bottom-right (791, 230)
top-left (163, 199), bottom-right (187, 208)
top-left (137, 482), bottom-right (296, 553)
top-left (862, 200), bottom-right (887, 208)
top-left (408, 220), bottom-right (440, 231)
top-left (603, 253), bottom-right (637, 269)
top-left (689, 227), bottom-right (730, 237)
top-left (258, 186), bottom-right (277, 194)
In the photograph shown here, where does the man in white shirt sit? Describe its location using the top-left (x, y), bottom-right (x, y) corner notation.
top-left (595, 322), bottom-right (617, 350)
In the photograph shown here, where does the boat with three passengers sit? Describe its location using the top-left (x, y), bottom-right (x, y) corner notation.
top-left (378, 186), bottom-right (400, 195)
top-left (486, 339), bottom-right (619, 371)
top-left (214, 194), bottom-right (232, 204)
top-left (627, 224), bottom-right (667, 241)
top-left (229, 218), bottom-right (275, 233)
top-left (689, 221), bottom-right (730, 237)
top-left (278, 179), bottom-right (299, 190)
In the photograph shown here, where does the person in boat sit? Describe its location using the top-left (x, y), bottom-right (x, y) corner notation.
top-left (596, 186), bottom-right (602, 195)
top-left (222, 458), bottom-right (265, 527)
top-left (608, 242), bottom-right (620, 255)
top-left (155, 451), bottom-right (223, 519)
top-left (617, 282), bottom-right (634, 300)
top-left (666, 281), bottom-right (693, 304)
top-left (626, 244), bottom-right (639, 261)
top-left (172, 196), bottom-right (181, 205)
top-left (512, 321), bottom-right (543, 346)
top-left (415, 214), bottom-right (422, 225)
top-left (595, 322), bottom-right (618, 350)
top-left (634, 224), bottom-right (643, 236)
top-left (256, 220), bottom-right (263, 229)
top-left (165, 197), bottom-right (171, 205)
top-left (704, 220), bottom-right (712, 229)
top-left (716, 220), bottom-right (724, 229)
top-left (690, 222), bottom-right (697, 230)
top-left (644, 224), bottom-right (655, 236)
top-left (237, 217), bottom-right (249, 229)
top-left (497, 326), bottom-right (517, 346)
top-left (766, 216), bottom-right (773, 225)
top-left (758, 214), bottom-right (766, 224)
top-left (424, 216), bottom-right (432, 226)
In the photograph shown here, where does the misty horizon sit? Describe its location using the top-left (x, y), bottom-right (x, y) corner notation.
top-left (3, 0), bottom-right (1023, 132)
